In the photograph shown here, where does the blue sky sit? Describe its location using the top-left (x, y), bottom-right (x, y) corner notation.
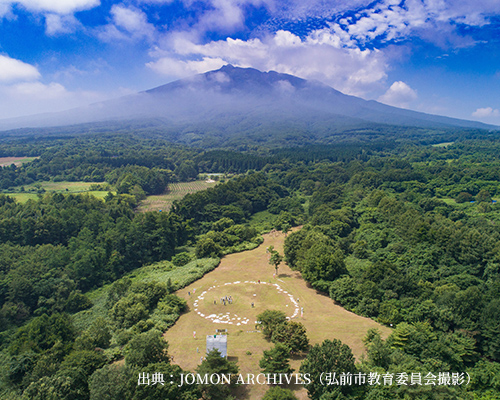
top-left (1, 0), bottom-right (500, 125)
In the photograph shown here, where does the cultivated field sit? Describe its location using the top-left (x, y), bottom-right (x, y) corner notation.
top-left (165, 230), bottom-right (392, 400)
top-left (0, 156), bottom-right (38, 167)
top-left (3, 181), bottom-right (113, 203)
top-left (137, 180), bottom-right (217, 212)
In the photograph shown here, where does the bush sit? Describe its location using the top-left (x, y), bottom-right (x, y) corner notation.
top-left (125, 329), bottom-right (169, 367)
top-left (172, 252), bottom-right (192, 267)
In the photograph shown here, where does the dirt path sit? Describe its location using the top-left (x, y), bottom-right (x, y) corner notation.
top-left (164, 230), bottom-right (391, 399)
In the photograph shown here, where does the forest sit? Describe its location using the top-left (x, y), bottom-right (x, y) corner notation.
top-left (0, 129), bottom-right (500, 399)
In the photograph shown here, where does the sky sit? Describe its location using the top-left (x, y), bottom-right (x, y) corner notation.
top-left (1, 0), bottom-right (500, 125)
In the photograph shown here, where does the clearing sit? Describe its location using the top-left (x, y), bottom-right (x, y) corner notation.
top-left (137, 180), bottom-right (217, 212)
top-left (165, 229), bottom-right (391, 400)
top-left (4, 181), bottom-right (113, 203)
top-left (0, 156), bottom-right (38, 167)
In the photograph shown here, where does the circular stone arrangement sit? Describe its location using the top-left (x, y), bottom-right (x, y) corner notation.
top-left (192, 281), bottom-right (300, 326)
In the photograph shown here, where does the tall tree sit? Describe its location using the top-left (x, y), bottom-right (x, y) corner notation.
top-left (269, 250), bottom-right (283, 276)
top-left (299, 339), bottom-right (356, 399)
top-left (256, 310), bottom-right (287, 338)
top-left (195, 349), bottom-right (238, 400)
top-left (259, 343), bottom-right (293, 374)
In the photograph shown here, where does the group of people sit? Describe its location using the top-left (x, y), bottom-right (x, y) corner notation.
top-left (214, 295), bottom-right (233, 305)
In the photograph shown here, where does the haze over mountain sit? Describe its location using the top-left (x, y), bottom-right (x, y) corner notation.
top-left (0, 65), bottom-right (496, 148)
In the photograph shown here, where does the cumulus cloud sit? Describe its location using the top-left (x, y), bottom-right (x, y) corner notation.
top-left (7, 81), bottom-right (67, 98)
top-left (472, 107), bottom-right (500, 118)
top-left (0, 55), bottom-right (41, 82)
top-left (149, 29), bottom-right (388, 97)
top-left (330, 0), bottom-right (500, 48)
top-left (5, 0), bottom-right (99, 14)
top-left (45, 13), bottom-right (81, 35)
top-left (378, 81), bottom-right (418, 108)
top-left (147, 56), bottom-right (227, 77)
top-left (0, 80), bottom-right (133, 119)
top-left (97, 5), bottom-right (156, 42)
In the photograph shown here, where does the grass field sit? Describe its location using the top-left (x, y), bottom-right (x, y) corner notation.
top-left (3, 181), bottom-right (114, 203)
top-left (165, 229), bottom-right (391, 400)
top-left (431, 142), bottom-right (454, 147)
top-left (0, 156), bottom-right (38, 167)
top-left (137, 180), bottom-right (217, 212)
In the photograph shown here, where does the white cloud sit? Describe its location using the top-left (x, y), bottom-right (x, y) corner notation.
top-left (45, 13), bottom-right (81, 35)
top-left (97, 5), bottom-right (156, 42)
top-left (472, 107), bottom-right (500, 118)
top-left (147, 56), bottom-right (227, 77)
top-left (5, 0), bottom-right (99, 14)
top-left (150, 29), bottom-right (388, 97)
top-left (135, 0), bottom-right (175, 3)
top-left (7, 81), bottom-right (67, 98)
top-left (0, 55), bottom-right (41, 82)
top-left (318, 0), bottom-right (500, 50)
top-left (378, 81), bottom-right (417, 108)
top-left (0, 80), bottom-right (134, 119)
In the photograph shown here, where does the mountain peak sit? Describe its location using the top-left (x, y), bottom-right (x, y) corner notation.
top-left (146, 64), bottom-right (309, 96)
top-left (0, 65), bottom-right (496, 139)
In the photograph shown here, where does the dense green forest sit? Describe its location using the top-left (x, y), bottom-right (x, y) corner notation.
top-left (1, 130), bottom-right (500, 399)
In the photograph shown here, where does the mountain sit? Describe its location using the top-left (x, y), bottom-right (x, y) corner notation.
top-left (0, 65), bottom-right (496, 147)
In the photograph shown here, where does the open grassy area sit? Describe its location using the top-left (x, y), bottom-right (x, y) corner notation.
top-left (165, 229), bottom-right (391, 400)
top-left (3, 181), bottom-right (114, 203)
top-left (28, 181), bottom-right (108, 192)
top-left (137, 180), bottom-right (217, 212)
top-left (4, 193), bottom-right (40, 203)
top-left (431, 142), bottom-right (454, 147)
top-left (0, 156), bottom-right (38, 167)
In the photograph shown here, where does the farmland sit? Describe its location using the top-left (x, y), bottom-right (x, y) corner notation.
top-left (0, 156), bottom-right (38, 167)
top-left (137, 180), bottom-right (218, 212)
top-left (3, 181), bottom-right (113, 203)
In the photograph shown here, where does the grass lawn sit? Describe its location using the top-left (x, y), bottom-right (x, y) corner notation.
top-left (137, 180), bottom-right (217, 212)
top-left (165, 229), bottom-right (391, 400)
top-left (431, 142), bottom-right (454, 147)
top-left (3, 181), bottom-right (114, 203)
top-left (4, 193), bottom-right (40, 202)
top-left (0, 156), bottom-right (38, 167)
top-left (31, 181), bottom-right (106, 192)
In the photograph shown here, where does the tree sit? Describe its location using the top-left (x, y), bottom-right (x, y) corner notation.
top-left (301, 243), bottom-right (346, 284)
top-left (133, 362), bottom-right (200, 400)
top-left (269, 250), bottom-right (283, 276)
top-left (259, 343), bottom-right (293, 374)
top-left (256, 310), bottom-right (287, 338)
top-left (74, 317), bottom-right (111, 350)
top-left (299, 339), bottom-right (356, 399)
top-left (88, 364), bottom-right (136, 400)
top-left (195, 237), bottom-right (222, 259)
top-left (64, 290), bottom-right (92, 313)
top-left (195, 349), bottom-right (238, 400)
top-left (125, 329), bottom-right (170, 367)
top-left (282, 223), bottom-right (291, 237)
top-left (476, 189), bottom-right (492, 203)
top-left (262, 386), bottom-right (298, 400)
top-left (23, 351), bottom-right (107, 400)
top-left (111, 293), bottom-right (149, 329)
top-left (271, 321), bottom-right (309, 353)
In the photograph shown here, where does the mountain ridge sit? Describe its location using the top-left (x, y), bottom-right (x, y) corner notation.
top-left (0, 65), bottom-right (496, 147)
